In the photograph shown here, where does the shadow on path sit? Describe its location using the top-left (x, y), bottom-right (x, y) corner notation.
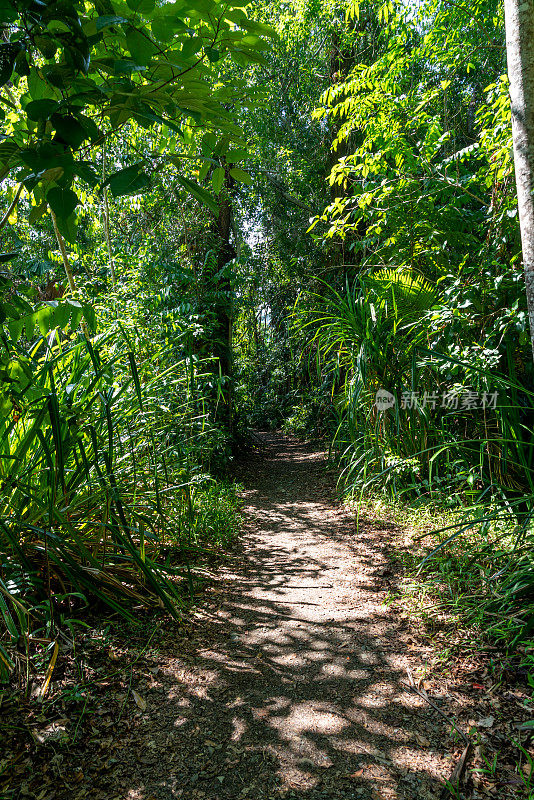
top-left (105, 434), bottom-right (472, 800)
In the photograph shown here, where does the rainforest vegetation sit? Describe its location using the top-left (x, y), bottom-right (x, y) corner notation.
top-left (2, 0), bottom-right (534, 795)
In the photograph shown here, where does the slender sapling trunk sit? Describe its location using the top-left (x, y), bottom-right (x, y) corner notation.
top-left (504, 0), bottom-right (534, 360)
top-left (50, 209), bottom-right (89, 338)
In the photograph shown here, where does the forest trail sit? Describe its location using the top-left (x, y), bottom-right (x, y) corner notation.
top-left (111, 433), bottom-right (463, 800)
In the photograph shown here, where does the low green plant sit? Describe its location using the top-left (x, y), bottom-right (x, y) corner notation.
top-left (190, 481), bottom-right (243, 549)
top-left (283, 401), bottom-right (316, 435)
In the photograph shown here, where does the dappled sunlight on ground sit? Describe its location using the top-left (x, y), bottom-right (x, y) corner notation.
top-left (95, 433), bottom-right (476, 800)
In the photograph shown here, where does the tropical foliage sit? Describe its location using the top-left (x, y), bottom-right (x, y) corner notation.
top-left (1, 0), bottom-right (534, 735)
top-left (233, 0), bottom-right (534, 658)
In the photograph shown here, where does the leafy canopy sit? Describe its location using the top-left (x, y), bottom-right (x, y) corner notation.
top-left (0, 0), bottom-right (274, 240)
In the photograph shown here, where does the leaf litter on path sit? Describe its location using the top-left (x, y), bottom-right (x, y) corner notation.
top-left (2, 434), bottom-right (530, 800)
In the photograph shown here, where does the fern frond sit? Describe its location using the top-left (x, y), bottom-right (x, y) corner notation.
top-left (364, 267), bottom-right (438, 318)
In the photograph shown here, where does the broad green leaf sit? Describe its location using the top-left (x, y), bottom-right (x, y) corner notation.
top-left (238, 19), bottom-right (276, 37)
top-left (8, 317), bottom-right (22, 343)
top-left (225, 148), bottom-right (247, 163)
top-left (175, 174), bottom-right (218, 214)
top-left (201, 132), bottom-right (217, 155)
top-left (198, 159), bottom-right (211, 180)
top-left (76, 114), bottom-right (101, 143)
top-left (126, 0), bottom-right (155, 14)
top-left (112, 59), bottom-right (147, 74)
top-left (28, 69), bottom-right (59, 101)
top-left (29, 201), bottom-right (48, 224)
top-left (232, 48), bottom-right (267, 66)
top-left (25, 99), bottom-right (59, 121)
top-left (24, 313), bottom-right (34, 340)
top-left (96, 15), bottom-right (129, 31)
top-left (224, 10), bottom-right (247, 24)
top-left (126, 27), bottom-right (158, 65)
top-left (51, 114), bottom-right (87, 149)
top-left (106, 163), bottom-right (151, 197)
top-left (36, 305), bottom-right (56, 336)
top-left (82, 304), bottom-right (97, 332)
top-left (230, 51), bottom-right (248, 67)
top-left (180, 37), bottom-right (202, 59)
top-left (73, 161), bottom-right (99, 187)
top-left (229, 167), bottom-right (252, 185)
top-left (0, 141), bottom-right (18, 165)
top-left (211, 167), bottom-right (225, 193)
top-left (13, 51), bottom-right (29, 78)
top-left (54, 302), bottom-right (70, 330)
top-left (57, 213), bottom-right (78, 244)
top-left (47, 187), bottom-right (79, 219)
top-left (151, 14), bottom-right (182, 42)
top-left (205, 47), bottom-right (220, 63)
top-left (0, 0), bottom-right (17, 24)
top-left (69, 301), bottom-right (83, 329)
top-left (34, 35), bottom-right (58, 59)
top-left (190, 0), bottom-right (216, 12)
top-left (240, 34), bottom-right (265, 48)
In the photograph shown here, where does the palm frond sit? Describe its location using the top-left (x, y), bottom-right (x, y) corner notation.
top-left (364, 267), bottom-right (439, 318)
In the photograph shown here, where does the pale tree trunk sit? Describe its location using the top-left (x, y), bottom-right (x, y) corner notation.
top-left (504, 0), bottom-right (534, 360)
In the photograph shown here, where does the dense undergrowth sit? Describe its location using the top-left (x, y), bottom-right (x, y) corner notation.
top-left (1, 5), bottom-right (534, 784)
top-left (227, 0), bottom-right (534, 690)
top-left (1, 255), bottom-right (243, 684)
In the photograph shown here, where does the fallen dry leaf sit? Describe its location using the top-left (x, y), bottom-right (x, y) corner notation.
top-left (37, 640), bottom-right (59, 700)
top-left (132, 690), bottom-right (147, 711)
top-left (414, 733), bottom-right (431, 747)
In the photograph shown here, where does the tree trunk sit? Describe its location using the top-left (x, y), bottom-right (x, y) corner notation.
top-left (205, 168), bottom-right (236, 433)
top-left (504, 0), bottom-right (534, 360)
top-left (212, 188), bottom-right (234, 381)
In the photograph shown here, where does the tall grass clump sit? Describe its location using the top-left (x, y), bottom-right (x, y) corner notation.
top-left (295, 273), bottom-right (534, 654)
top-left (0, 260), bottom-right (239, 684)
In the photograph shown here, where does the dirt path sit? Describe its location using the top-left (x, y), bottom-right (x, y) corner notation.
top-left (106, 433), bottom-right (467, 800)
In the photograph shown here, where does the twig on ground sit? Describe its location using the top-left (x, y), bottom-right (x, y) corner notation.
top-left (402, 670), bottom-right (472, 798)
top-left (439, 743), bottom-right (472, 799)
top-left (401, 672), bottom-right (470, 744)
